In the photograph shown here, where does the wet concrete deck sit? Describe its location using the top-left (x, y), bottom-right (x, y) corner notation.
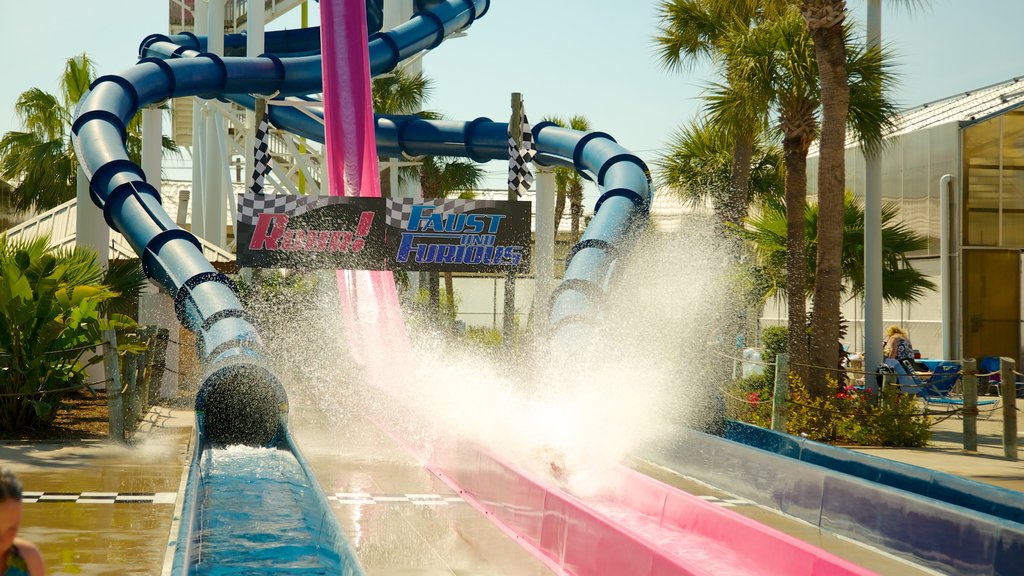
top-left (1, 407), bottom-right (191, 575)
top-left (2, 400), bottom-right (1021, 575)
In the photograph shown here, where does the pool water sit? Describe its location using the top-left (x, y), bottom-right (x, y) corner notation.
top-left (192, 446), bottom-right (347, 575)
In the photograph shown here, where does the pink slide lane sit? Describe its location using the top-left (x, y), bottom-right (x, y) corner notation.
top-left (427, 437), bottom-right (875, 576)
top-left (320, 0), bottom-right (408, 374)
top-left (318, 2), bottom-right (873, 574)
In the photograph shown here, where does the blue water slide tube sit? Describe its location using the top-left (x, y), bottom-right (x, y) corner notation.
top-left (72, 2), bottom-right (490, 572)
top-left (137, 2), bottom-right (647, 348)
top-left (211, 102), bottom-right (653, 344)
top-left (71, 0), bottom-right (490, 449)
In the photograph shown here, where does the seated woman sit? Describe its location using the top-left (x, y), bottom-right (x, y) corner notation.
top-left (881, 325), bottom-right (923, 390)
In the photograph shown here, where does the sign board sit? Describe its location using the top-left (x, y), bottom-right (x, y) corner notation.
top-left (236, 193), bottom-right (531, 273)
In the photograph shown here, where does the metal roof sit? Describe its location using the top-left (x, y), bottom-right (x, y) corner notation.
top-left (892, 75), bottom-right (1024, 137)
top-left (809, 74), bottom-right (1024, 155)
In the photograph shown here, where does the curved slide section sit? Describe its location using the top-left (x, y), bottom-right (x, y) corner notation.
top-left (72, 1), bottom-right (490, 573)
top-left (74, 1), bottom-right (873, 574)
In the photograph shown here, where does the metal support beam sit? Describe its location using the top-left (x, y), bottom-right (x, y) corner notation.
top-left (534, 169), bottom-right (556, 335)
top-left (863, 0), bottom-right (883, 388)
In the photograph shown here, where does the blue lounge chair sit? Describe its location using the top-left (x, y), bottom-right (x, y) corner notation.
top-left (906, 362), bottom-right (999, 413)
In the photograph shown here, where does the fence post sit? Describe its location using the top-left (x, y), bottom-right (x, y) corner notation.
top-left (136, 326), bottom-right (157, 420)
top-left (962, 358), bottom-right (978, 451)
top-left (101, 330), bottom-right (125, 443)
top-left (771, 353), bottom-right (789, 433)
top-left (147, 328), bottom-right (169, 405)
top-left (1000, 357), bottom-right (1018, 461)
top-left (124, 353), bottom-right (139, 438)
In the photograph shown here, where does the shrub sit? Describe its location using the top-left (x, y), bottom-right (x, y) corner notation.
top-left (761, 325), bottom-right (788, 365)
top-left (0, 236), bottom-right (139, 431)
top-left (726, 373), bottom-right (773, 428)
top-left (786, 375), bottom-right (930, 447)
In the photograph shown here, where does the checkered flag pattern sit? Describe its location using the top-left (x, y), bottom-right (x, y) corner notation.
top-left (249, 117), bottom-right (273, 194)
top-left (22, 491), bottom-right (177, 504)
top-left (385, 198), bottom-right (500, 229)
top-left (237, 192), bottom-right (332, 225)
top-left (508, 111), bottom-right (536, 197)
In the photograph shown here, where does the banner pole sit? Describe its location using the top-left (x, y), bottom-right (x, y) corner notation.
top-left (503, 93), bottom-right (523, 345)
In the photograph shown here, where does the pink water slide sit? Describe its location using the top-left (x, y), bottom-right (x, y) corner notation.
top-left (319, 1), bottom-right (874, 574)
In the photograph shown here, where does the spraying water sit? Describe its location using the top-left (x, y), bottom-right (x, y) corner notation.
top-left (259, 208), bottom-right (733, 501)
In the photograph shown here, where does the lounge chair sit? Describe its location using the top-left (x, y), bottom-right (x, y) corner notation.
top-left (905, 362), bottom-right (999, 414)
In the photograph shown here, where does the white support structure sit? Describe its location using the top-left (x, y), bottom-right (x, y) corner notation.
top-left (76, 165), bottom-right (108, 270)
top-left (76, 164), bottom-right (109, 390)
top-left (385, 0), bottom-right (422, 199)
top-left (245, 0), bottom-right (266, 199)
top-left (863, 0), bottom-right (883, 383)
top-left (191, 1), bottom-right (208, 239)
top-left (533, 169), bottom-right (556, 334)
top-left (204, 0), bottom-right (228, 247)
top-left (139, 104), bottom-right (182, 392)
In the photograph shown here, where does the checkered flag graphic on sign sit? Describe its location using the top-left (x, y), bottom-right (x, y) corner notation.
top-left (385, 198), bottom-right (501, 229)
top-left (508, 111), bottom-right (536, 197)
top-left (237, 192), bottom-right (332, 225)
top-left (249, 117), bottom-right (273, 194)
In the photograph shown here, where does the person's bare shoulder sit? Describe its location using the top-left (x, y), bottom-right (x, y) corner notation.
top-left (14, 538), bottom-right (45, 576)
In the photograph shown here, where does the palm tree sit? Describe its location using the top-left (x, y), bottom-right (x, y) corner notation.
top-left (701, 5), bottom-right (897, 394)
top-left (372, 69), bottom-right (433, 197)
top-left (655, 0), bottom-right (785, 232)
top-left (0, 54), bottom-right (177, 213)
top-left (797, 0), bottom-right (852, 396)
top-left (543, 115), bottom-right (592, 245)
top-left (418, 155), bottom-right (484, 324)
top-left (741, 192), bottom-right (935, 305)
top-left (656, 119), bottom-right (783, 213)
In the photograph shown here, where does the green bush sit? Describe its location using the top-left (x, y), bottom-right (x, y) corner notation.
top-left (0, 235), bottom-right (139, 431)
top-left (760, 325), bottom-right (788, 369)
top-left (786, 375), bottom-right (930, 447)
top-left (726, 373), bottom-right (774, 428)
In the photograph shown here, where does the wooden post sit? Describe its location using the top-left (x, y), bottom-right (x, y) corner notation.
top-left (1000, 357), bottom-right (1018, 461)
top-left (148, 328), bottom-right (170, 404)
top-left (962, 358), bottom-right (978, 451)
top-left (136, 327), bottom-right (157, 412)
top-left (101, 330), bottom-right (125, 443)
top-left (503, 92), bottom-right (522, 345)
top-left (771, 353), bottom-right (789, 433)
top-left (124, 353), bottom-right (139, 437)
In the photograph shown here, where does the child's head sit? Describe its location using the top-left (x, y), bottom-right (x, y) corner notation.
top-left (0, 469), bottom-right (24, 555)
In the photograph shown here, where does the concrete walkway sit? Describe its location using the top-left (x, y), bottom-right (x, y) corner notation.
top-left (2, 401), bottom-right (1021, 575)
top-left (854, 399), bottom-right (1024, 491)
top-left (1, 407), bottom-right (193, 576)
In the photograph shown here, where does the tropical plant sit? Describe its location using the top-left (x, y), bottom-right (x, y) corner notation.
top-left (372, 69), bottom-right (434, 197)
top-left (418, 155), bottom-right (484, 322)
top-left (543, 115), bottom-right (592, 245)
top-left (0, 234), bottom-right (142, 432)
top-left (715, 7), bottom-right (898, 391)
top-left (656, 119), bottom-right (784, 213)
top-left (0, 54), bottom-right (178, 213)
top-left (655, 0), bottom-right (787, 232)
top-left (741, 192), bottom-right (935, 305)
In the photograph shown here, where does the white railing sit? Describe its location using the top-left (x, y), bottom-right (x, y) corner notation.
top-left (3, 198), bottom-right (235, 263)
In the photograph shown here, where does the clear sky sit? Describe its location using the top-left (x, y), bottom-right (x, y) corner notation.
top-left (2, 0), bottom-right (1023, 190)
